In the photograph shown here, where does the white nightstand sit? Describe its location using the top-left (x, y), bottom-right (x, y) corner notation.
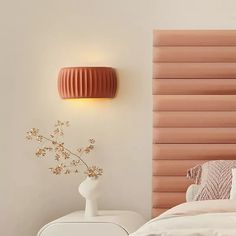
top-left (37, 210), bottom-right (145, 236)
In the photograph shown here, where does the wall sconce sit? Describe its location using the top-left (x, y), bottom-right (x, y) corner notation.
top-left (58, 67), bottom-right (117, 99)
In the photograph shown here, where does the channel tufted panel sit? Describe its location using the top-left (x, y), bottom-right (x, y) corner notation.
top-left (153, 30), bottom-right (236, 217)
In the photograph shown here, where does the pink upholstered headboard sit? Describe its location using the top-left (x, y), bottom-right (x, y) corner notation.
top-left (153, 30), bottom-right (236, 217)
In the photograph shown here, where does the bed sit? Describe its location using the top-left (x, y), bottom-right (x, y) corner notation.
top-left (132, 30), bottom-right (236, 236)
top-left (132, 199), bottom-right (236, 236)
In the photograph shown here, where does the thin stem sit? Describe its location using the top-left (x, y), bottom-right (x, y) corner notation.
top-left (42, 136), bottom-right (89, 169)
top-left (65, 148), bottom-right (89, 169)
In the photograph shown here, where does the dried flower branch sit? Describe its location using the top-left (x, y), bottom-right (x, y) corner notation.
top-left (85, 166), bottom-right (103, 178)
top-left (26, 121), bottom-right (103, 178)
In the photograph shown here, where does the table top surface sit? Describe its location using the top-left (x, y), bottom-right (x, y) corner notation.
top-left (55, 210), bottom-right (142, 222)
top-left (39, 210), bottom-right (146, 234)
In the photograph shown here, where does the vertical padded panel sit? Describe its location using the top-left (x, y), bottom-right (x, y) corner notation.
top-left (153, 79), bottom-right (236, 95)
top-left (153, 160), bottom-right (206, 176)
top-left (153, 176), bottom-right (193, 192)
top-left (153, 63), bottom-right (236, 79)
top-left (154, 95), bottom-right (236, 111)
top-left (153, 128), bottom-right (236, 144)
top-left (154, 112), bottom-right (236, 127)
top-left (153, 30), bottom-right (236, 218)
top-left (153, 47), bottom-right (236, 63)
top-left (153, 144), bottom-right (236, 160)
top-left (153, 30), bottom-right (236, 46)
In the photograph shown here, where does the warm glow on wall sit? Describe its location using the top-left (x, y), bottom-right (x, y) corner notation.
top-left (58, 67), bottom-right (117, 99)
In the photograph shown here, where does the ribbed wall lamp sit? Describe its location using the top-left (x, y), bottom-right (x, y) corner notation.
top-left (58, 67), bottom-right (117, 99)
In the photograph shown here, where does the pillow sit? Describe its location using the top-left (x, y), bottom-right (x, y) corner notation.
top-left (186, 184), bottom-right (201, 202)
top-left (187, 160), bottom-right (236, 201)
top-left (230, 168), bottom-right (236, 200)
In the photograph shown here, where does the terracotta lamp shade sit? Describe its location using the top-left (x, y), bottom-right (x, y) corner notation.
top-left (58, 67), bottom-right (117, 99)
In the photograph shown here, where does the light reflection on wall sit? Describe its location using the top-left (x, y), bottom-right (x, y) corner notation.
top-left (63, 98), bottom-right (114, 109)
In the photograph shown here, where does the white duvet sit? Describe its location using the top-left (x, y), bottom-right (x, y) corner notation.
top-left (131, 200), bottom-right (236, 236)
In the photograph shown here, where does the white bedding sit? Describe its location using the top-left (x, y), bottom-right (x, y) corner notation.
top-left (130, 200), bottom-right (236, 236)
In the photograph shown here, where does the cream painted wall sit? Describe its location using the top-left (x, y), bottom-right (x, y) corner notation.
top-left (1, 0), bottom-right (236, 235)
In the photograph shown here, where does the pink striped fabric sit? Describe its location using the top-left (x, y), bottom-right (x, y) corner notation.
top-left (187, 160), bottom-right (236, 200)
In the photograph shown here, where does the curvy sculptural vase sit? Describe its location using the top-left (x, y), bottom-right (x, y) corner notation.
top-left (78, 177), bottom-right (101, 217)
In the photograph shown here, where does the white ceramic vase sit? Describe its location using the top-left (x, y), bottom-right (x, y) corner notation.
top-left (78, 177), bottom-right (101, 217)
